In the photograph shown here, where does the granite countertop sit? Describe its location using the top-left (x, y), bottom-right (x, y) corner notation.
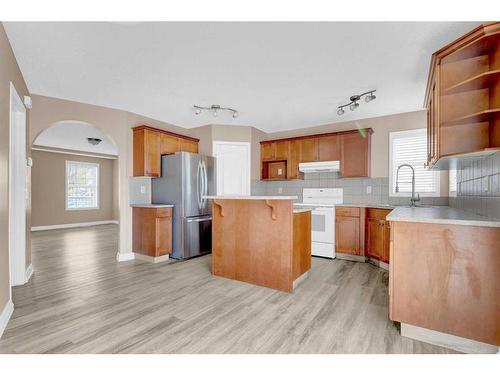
top-left (387, 206), bottom-right (500, 228)
top-left (293, 208), bottom-right (312, 214)
top-left (130, 204), bottom-right (174, 208)
top-left (204, 195), bottom-right (298, 200)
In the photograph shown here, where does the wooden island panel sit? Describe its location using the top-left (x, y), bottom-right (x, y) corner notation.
top-left (211, 199), bottom-right (311, 292)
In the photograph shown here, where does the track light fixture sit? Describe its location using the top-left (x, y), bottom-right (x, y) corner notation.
top-left (193, 105), bottom-right (239, 119)
top-left (337, 90), bottom-right (376, 116)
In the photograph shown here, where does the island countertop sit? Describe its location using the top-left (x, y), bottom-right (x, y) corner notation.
top-left (130, 204), bottom-right (174, 208)
top-left (387, 206), bottom-right (500, 228)
top-left (204, 195), bottom-right (298, 200)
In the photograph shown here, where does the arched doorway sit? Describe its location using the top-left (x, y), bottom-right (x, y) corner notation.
top-left (29, 121), bottom-right (120, 278)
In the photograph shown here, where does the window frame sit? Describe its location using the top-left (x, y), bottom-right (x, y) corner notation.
top-left (388, 128), bottom-right (440, 198)
top-left (65, 160), bottom-right (100, 211)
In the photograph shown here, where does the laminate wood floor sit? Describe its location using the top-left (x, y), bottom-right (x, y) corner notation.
top-left (0, 224), bottom-right (456, 354)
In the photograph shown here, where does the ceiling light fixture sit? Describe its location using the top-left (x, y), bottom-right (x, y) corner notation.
top-left (87, 137), bottom-right (102, 146)
top-left (193, 104), bottom-right (239, 119)
top-left (337, 90), bottom-right (376, 116)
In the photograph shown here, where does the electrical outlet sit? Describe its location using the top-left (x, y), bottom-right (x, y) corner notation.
top-left (366, 185), bottom-right (372, 194)
top-left (140, 185), bottom-right (146, 194)
top-left (278, 187), bottom-right (283, 194)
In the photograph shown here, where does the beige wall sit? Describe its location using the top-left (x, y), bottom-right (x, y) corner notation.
top-left (31, 150), bottom-right (116, 227)
top-left (0, 24), bottom-right (30, 311)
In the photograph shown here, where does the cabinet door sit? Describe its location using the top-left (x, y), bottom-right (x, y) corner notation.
top-left (156, 216), bottom-right (172, 256)
top-left (299, 138), bottom-right (318, 162)
top-left (144, 129), bottom-right (160, 177)
top-left (160, 134), bottom-right (180, 155)
top-left (381, 221), bottom-right (391, 263)
top-left (275, 141), bottom-right (290, 160)
top-left (318, 135), bottom-right (340, 161)
top-left (261, 142), bottom-right (275, 161)
top-left (180, 139), bottom-right (198, 153)
top-left (366, 218), bottom-right (384, 259)
top-left (335, 216), bottom-right (360, 255)
top-left (340, 132), bottom-right (370, 177)
top-left (287, 140), bottom-right (301, 180)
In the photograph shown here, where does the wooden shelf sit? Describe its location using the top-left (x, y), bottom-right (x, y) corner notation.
top-left (441, 108), bottom-right (500, 127)
top-left (442, 70), bottom-right (500, 95)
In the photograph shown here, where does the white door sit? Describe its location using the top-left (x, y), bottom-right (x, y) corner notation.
top-left (9, 82), bottom-right (27, 287)
top-left (213, 141), bottom-right (251, 196)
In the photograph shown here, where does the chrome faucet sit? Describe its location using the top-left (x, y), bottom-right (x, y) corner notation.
top-left (395, 164), bottom-right (420, 207)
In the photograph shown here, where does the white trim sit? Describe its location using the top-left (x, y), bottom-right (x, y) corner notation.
top-left (116, 252), bottom-right (135, 262)
top-left (389, 128), bottom-right (440, 198)
top-left (65, 160), bottom-right (100, 210)
top-left (31, 220), bottom-right (119, 231)
top-left (401, 323), bottom-right (499, 354)
top-left (31, 146), bottom-right (117, 159)
top-left (292, 271), bottom-right (309, 290)
top-left (134, 253), bottom-right (170, 263)
top-left (212, 141), bottom-right (251, 196)
top-left (0, 300), bottom-right (14, 339)
top-left (25, 263), bottom-right (34, 282)
top-left (9, 82), bottom-right (27, 289)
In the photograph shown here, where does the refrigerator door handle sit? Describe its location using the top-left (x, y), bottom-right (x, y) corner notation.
top-left (202, 160), bottom-right (208, 208)
top-left (186, 216), bottom-right (212, 223)
top-left (197, 161), bottom-right (203, 210)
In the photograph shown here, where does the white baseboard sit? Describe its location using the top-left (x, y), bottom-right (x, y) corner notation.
top-left (31, 220), bottom-right (119, 231)
top-left (293, 271), bottom-right (309, 290)
top-left (25, 263), bottom-right (33, 282)
top-left (401, 323), bottom-right (499, 354)
top-left (116, 252), bottom-right (135, 262)
top-left (134, 253), bottom-right (170, 264)
top-left (0, 300), bottom-right (14, 339)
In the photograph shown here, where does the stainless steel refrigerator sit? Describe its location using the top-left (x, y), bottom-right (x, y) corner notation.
top-left (151, 152), bottom-right (216, 260)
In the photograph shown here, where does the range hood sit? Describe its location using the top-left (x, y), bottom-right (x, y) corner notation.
top-left (298, 160), bottom-right (340, 173)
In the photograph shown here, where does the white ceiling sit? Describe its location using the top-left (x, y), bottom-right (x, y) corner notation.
top-left (5, 22), bottom-right (478, 133)
top-left (33, 121), bottom-right (118, 155)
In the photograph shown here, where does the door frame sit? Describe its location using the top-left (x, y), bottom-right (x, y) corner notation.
top-left (212, 141), bottom-right (251, 196)
top-left (9, 82), bottom-right (27, 289)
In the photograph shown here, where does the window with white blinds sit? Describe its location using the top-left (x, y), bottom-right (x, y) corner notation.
top-left (389, 128), bottom-right (440, 197)
top-left (66, 161), bottom-right (100, 210)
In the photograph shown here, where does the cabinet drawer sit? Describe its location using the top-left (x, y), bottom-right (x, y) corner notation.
top-left (155, 208), bottom-right (172, 218)
top-left (366, 208), bottom-right (391, 220)
top-left (336, 207), bottom-right (360, 217)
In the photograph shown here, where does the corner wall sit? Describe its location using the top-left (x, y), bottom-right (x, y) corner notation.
top-left (0, 24), bottom-right (30, 316)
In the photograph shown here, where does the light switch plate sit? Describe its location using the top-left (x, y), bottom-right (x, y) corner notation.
top-left (366, 185), bottom-right (372, 194)
top-left (140, 185), bottom-right (146, 194)
top-left (278, 187), bottom-right (283, 193)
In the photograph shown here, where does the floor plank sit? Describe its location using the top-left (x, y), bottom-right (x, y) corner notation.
top-left (0, 224), bottom-right (457, 354)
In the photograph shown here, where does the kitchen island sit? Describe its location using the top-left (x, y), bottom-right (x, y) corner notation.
top-left (205, 196), bottom-right (311, 292)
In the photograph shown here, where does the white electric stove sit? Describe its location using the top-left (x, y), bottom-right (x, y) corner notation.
top-left (294, 188), bottom-right (343, 259)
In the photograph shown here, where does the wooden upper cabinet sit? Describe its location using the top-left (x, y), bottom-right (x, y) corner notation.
top-left (133, 125), bottom-right (199, 177)
top-left (133, 128), bottom-right (161, 177)
top-left (180, 138), bottom-right (198, 153)
top-left (275, 141), bottom-right (290, 160)
top-left (340, 130), bottom-right (372, 177)
top-left (425, 22), bottom-right (500, 169)
top-left (318, 135), bottom-right (340, 161)
top-left (287, 140), bottom-right (301, 180)
top-left (160, 134), bottom-right (180, 155)
top-left (261, 142), bottom-right (275, 161)
top-left (299, 138), bottom-right (318, 162)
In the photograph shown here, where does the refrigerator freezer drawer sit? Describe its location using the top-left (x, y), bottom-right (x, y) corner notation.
top-left (183, 216), bottom-right (212, 258)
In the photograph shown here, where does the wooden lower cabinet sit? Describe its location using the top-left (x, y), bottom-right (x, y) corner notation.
top-left (132, 207), bottom-right (172, 257)
top-left (365, 208), bottom-right (391, 263)
top-left (335, 207), bottom-right (365, 256)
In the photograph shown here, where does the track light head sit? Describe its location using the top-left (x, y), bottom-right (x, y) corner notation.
top-left (194, 108), bottom-right (202, 115)
top-left (232, 111), bottom-right (239, 118)
top-left (365, 92), bottom-right (376, 102)
top-left (337, 107), bottom-right (345, 116)
top-left (349, 102), bottom-right (359, 111)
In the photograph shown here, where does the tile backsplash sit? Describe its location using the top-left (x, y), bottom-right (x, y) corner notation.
top-left (449, 152), bottom-right (500, 219)
top-left (252, 172), bottom-right (449, 207)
